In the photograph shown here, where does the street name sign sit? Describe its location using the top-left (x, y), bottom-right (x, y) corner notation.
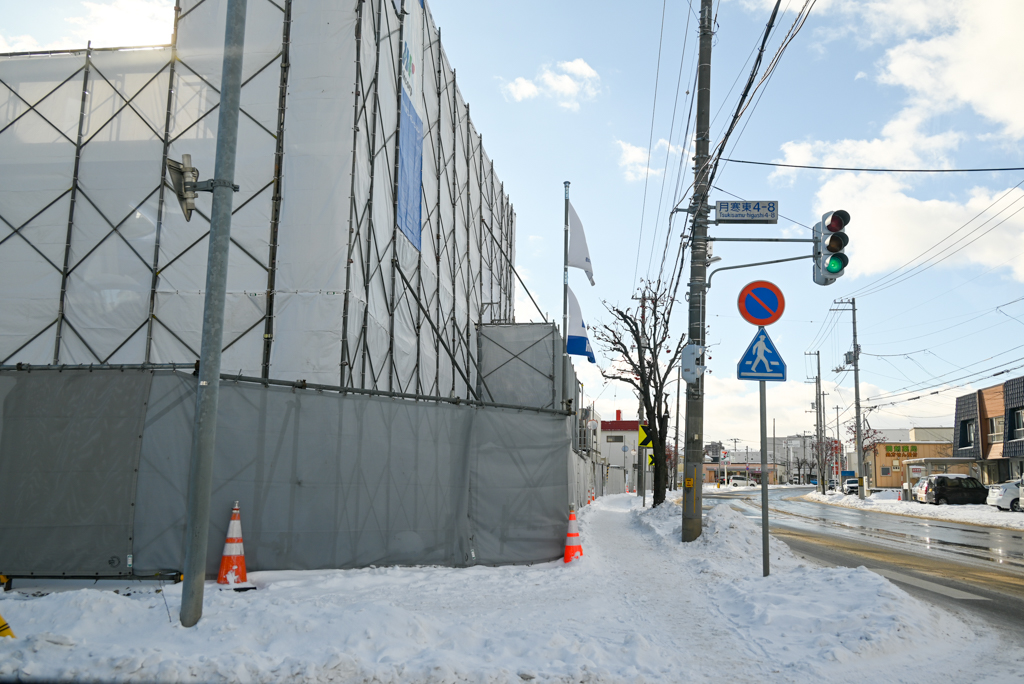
top-left (737, 326), bottom-right (787, 381)
top-left (715, 200), bottom-right (778, 224)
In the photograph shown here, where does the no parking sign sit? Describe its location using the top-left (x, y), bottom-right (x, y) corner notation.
top-left (737, 280), bottom-right (785, 326)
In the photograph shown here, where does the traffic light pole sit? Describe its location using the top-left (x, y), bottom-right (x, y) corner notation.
top-left (682, 0), bottom-right (714, 542)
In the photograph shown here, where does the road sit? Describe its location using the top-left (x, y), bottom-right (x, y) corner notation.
top-left (704, 485), bottom-right (1024, 636)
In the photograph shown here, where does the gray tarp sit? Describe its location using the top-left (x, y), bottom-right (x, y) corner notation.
top-left (0, 369), bottom-right (571, 578)
top-left (0, 370), bottom-right (151, 576)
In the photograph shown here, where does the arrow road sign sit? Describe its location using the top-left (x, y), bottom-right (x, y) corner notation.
top-left (639, 424), bottom-right (653, 447)
top-left (737, 326), bottom-right (787, 381)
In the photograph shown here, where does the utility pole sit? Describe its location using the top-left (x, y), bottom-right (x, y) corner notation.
top-left (835, 405), bottom-right (841, 475)
top-left (814, 352), bottom-right (822, 493)
top-left (674, 364), bottom-right (681, 490)
top-left (681, 0), bottom-right (714, 542)
top-left (180, 0), bottom-right (247, 628)
top-left (833, 298), bottom-right (866, 498)
top-left (851, 298), bottom-right (865, 499)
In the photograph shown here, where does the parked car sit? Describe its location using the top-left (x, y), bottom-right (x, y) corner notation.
top-left (918, 474), bottom-right (988, 505)
top-left (842, 478), bottom-right (859, 495)
top-left (912, 478), bottom-right (929, 503)
top-left (728, 476), bottom-right (755, 487)
top-left (827, 479), bottom-right (839, 491)
top-left (986, 480), bottom-right (1022, 512)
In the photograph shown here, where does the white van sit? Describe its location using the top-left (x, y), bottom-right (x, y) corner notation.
top-left (728, 476), bottom-right (753, 487)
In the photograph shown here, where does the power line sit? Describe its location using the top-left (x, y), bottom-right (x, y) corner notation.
top-left (720, 158), bottom-right (1024, 173)
top-left (631, 0), bottom-right (670, 292)
top-left (842, 179), bottom-right (1024, 298)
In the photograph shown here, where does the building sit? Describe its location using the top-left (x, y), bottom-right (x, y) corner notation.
top-left (600, 411), bottom-right (640, 494)
top-left (953, 377), bottom-right (1024, 483)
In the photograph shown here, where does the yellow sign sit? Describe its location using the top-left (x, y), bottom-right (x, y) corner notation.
top-left (638, 423), bottom-right (653, 447)
top-left (685, 478), bottom-right (694, 488)
top-left (647, 453), bottom-right (655, 467)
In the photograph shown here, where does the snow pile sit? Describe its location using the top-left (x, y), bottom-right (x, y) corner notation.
top-left (632, 501), bottom-right (979, 675)
top-left (0, 494), bottom-right (1015, 683)
top-left (804, 491), bottom-right (1024, 530)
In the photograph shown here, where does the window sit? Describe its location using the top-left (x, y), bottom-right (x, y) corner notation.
top-left (881, 467), bottom-right (891, 476)
top-left (606, 435), bottom-right (623, 443)
top-left (989, 416), bottom-right (1004, 444)
top-left (1014, 409), bottom-right (1024, 441)
top-left (959, 419), bottom-right (975, 448)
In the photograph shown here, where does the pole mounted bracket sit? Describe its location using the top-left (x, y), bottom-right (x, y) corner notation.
top-left (190, 179), bottom-right (240, 192)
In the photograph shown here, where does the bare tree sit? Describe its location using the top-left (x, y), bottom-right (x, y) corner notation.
top-left (592, 280), bottom-right (686, 507)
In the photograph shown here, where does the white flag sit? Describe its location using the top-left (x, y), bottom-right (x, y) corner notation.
top-left (566, 287), bottom-right (596, 363)
top-left (568, 202), bottom-right (595, 286)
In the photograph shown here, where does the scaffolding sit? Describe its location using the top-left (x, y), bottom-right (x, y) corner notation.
top-left (0, 0), bottom-right (517, 396)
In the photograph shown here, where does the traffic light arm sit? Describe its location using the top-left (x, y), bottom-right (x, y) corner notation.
top-left (706, 253), bottom-right (813, 290)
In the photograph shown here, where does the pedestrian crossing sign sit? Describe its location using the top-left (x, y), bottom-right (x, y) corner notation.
top-left (737, 326), bottom-right (786, 381)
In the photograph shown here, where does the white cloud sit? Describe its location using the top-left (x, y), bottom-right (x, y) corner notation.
top-left (503, 77), bottom-right (539, 102)
top-left (1, 1), bottom-right (174, 51)
top-left (615, 140), bottom-right (658, 182)
top-left (766, 2), bottom-right (1024, 281)
top-left (615, 137), bottom-right (687, 183)
top-left (854, 71), bottom-right (867, 80)
top-left (501, 59), bottom-right (600, 111)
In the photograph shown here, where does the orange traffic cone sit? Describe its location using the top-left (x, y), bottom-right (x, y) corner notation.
top-left (218, 501), bottom-right (255, 591)
top-left (0, 611), bottom-right (14, 638)
top-left (564, 507), bottom-right (583, 563)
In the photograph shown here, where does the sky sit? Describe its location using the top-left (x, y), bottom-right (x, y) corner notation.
top-left (4, 0), bottom-right (1024, 453)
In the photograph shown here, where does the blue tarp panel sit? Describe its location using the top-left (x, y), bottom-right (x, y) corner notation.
top-left (397, 88), bottom-right (424, 250)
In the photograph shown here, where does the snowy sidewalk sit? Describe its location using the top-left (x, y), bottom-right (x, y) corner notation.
top-left (803, 490), bottom-right (1024, 530)
top-left (0, 494), bottom-right (1019, 683)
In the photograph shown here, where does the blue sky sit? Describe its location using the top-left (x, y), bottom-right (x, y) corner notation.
top-left (5, 0), bottom-right (1024, 450)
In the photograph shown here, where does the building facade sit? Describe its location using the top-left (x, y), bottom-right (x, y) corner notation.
top-left (953, 377), bottom-right (1024, 483)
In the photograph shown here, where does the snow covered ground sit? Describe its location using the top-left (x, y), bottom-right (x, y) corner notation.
top-left (1, 494), bottom-right (1020, 683)
top-left (804, 490), bottom-right (1024, 530)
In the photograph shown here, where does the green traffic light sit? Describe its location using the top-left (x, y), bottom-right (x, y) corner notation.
top-left (825, 256), bottom-right (843, 274)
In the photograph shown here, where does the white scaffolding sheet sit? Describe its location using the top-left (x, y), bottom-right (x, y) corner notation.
top-left (0, 0), bottom-right (516, 400)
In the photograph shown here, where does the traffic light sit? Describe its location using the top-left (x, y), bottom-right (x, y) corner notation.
top-left (812, 209), bottom-right (850, 285)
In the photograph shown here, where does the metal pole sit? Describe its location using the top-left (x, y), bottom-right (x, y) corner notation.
top-left (852, 297), bottom-right (866, 499)
top-left (760, 380), bottom-right (769, 576)
top-left (180, 0), bottom-right (247, 628)
top-left (674, 365), bottom-right (681, 490)
top-left (682, 0), bottom-right (714, 542)
top-left (562, 181), bottom-right (570, 407)
top-left (816, 351), bottom-right (823, 494)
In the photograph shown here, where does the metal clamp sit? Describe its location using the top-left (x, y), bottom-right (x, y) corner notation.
top-left (188, 179), bottom-right (240, 192)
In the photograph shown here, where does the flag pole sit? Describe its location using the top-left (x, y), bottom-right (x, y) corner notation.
top-left (562, 181), bottom-right (570, 409)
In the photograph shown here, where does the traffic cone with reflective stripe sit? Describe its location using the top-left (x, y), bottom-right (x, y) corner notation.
top-left (0, 611), bottom-right (13, 638)
top-left (217, 501), bottom-right (254, 590)
top-left (564, 507), bottom-right (583, 563)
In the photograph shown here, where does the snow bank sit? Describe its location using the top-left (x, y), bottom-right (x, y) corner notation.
top-left (804, 491), bottom-right (1024, 530)
top-left (630, 501), bottom-right (981, 677)
top-left (0, 494), bottom-right (1015, 683)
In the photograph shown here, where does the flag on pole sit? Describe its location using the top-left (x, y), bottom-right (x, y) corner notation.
top-left (568, 202), bottom-right (595, 286)
top-left (567, 287), bottom-right (596, 363)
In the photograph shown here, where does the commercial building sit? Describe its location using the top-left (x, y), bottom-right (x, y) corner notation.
top-left (953, 376), bottom-right (1024, 483)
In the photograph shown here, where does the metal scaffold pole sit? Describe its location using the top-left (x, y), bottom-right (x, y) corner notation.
top-left (682, 0), bottom-right (714, 542)
top-left (179, 0), bottom-right (247, 628)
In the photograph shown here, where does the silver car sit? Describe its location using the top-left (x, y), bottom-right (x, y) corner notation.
top-left (986, 480), bottom-right (1021, 512)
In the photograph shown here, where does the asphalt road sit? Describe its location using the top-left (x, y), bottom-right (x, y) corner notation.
top-left (705, 485), bottom-right (1024, 634)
